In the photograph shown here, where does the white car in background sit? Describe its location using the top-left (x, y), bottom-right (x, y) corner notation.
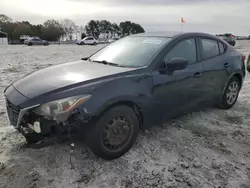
top-left (77, 36), bottom-right (99, 45)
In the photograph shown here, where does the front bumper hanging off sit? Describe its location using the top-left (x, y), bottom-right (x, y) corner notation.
top-left (5, 99), bottom-right (91, 147)
top-left (4, 85), bottom-right (92, 147)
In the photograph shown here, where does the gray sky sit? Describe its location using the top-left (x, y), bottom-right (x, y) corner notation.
top-left (1, 0), bottom-right (250, 35)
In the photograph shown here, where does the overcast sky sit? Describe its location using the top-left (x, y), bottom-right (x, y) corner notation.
top-left (0, 0), bottom-right (249, 35)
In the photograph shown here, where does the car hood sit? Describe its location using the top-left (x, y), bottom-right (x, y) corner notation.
top-left (13, 60), bottom-right (135, 98)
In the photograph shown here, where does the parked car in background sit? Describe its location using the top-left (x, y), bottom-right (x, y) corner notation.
top-left (4, 32), bottom-right (245, 160)
top-left (219, 34), bottom-right (236, 46)
top-left (9, 40), bottom-right (21, 45)
top-left (24, 38), bottom-right (49, 46)
top-left (76, 36), bottom-right (99, 45)
top-left (20, 35), bottom-right (32, 44)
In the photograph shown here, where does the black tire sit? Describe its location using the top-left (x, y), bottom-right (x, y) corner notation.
top-left (247, 55), bottom-right (250, 72)
top-left (86, 105), bottom-right (140, 160)
top-left (216, 76), bottom-right (240, 109)
top-left (93, 42), bottom-right (97, 45)
top-left (80, 42), bottom-right (84, 45)
top-left (28, 43), bottom-right (33, 46)
top-left (247, 65), bottom-right (250, 73)
top-left (24, 133), bottom-right (44, 144)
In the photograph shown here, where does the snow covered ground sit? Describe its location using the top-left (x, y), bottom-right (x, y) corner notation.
top-left (0, 41), bottom-right (250, 188)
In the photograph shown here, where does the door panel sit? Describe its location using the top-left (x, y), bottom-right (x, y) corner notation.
top-left (32, 40), bottom-right (37, 45)
top-left (200, 38), bottom-right (230, 103)
top-left (151, 62), bottom-right (204, 122)
top-left (150, 37), bottom-right (205, 122)
top-left (85, 38), bottom-right (94, 44)
top-left (84, 39), bottom-right (89, 44)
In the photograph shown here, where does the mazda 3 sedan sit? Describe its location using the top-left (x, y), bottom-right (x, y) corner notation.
top-left (4, 32), bottom-right (246, 160)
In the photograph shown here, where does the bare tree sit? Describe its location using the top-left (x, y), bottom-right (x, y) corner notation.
top-left (0, 14), bottom-right (12, 23)
top-left (61, 19), bottom-right (78, 40)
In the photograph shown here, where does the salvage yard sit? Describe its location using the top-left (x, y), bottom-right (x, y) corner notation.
top-left (0, 41), bottom-right (250, 188)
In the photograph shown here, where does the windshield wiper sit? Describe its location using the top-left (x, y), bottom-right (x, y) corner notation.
top-left (81, 57), bottom-right (90, 61)
top-left (91, 60), bottom-right (124, 67)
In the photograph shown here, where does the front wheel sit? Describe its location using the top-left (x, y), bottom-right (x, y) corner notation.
top-left (86, 105), bottom-right (140, 160)
top-left (17, 127), bottom-right (44, 144)
top-left (216, 76), bottom-right (240, 109)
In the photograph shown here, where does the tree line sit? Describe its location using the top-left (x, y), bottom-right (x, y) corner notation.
top-left (0, 14), bottom-right (145, 41)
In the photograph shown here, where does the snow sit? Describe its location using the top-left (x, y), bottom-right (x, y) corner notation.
top-left (0, 42), bottom-right (250, 188)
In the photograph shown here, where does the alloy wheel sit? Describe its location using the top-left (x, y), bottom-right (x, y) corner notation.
top-left (226, 81), bottom-right (239, 105)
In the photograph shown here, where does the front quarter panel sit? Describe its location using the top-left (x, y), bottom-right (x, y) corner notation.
top-left (80, 73), bottom-right (154, 123)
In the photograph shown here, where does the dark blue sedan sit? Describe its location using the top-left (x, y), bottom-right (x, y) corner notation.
top-left (4, 31), bottom-right (246, 160)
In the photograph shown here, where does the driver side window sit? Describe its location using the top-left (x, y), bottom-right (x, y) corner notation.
top-left (164, 38), bottom-right (197, 65)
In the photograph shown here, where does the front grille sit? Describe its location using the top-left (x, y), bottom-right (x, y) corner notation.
top-left (6, 100), bottom-right (21, 126)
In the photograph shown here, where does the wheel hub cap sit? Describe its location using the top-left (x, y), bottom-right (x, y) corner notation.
top-left (102, 116), bottom-right (131, 151)
top-left (226, 81), bottom-right (238, 105)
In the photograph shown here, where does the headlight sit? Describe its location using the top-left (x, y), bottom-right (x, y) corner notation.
top-left (33, 94), bottom-right (91, 117)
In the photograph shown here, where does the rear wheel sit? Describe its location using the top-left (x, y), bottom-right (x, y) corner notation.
top-left (86, 105), bottom-right (140, 160)
top-left (28, 43), bottom-right (33, 46)
top-left (247, 65), bottom-right (250, 73)
top-left (216, 76), bottom-right (240, 109)
top-left (80, 42), bottom-right (84, 45)
top-left (247, 55), bottom-right (250, 72)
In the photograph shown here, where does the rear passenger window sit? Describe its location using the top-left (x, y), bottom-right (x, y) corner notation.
top-left (165, 38), bottom-right (197, 64)
top-left (218, 42), bottom-right (226, 54)
top-left (201, 39), bottom-right (220, 59)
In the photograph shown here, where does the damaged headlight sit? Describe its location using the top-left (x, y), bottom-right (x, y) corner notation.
top-left (33, 94), bottom-right (91, 118)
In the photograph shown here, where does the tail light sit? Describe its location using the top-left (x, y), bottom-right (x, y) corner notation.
top-left (242, 55), bottom-right (246, 62)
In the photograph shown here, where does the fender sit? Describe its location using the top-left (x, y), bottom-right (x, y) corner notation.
top-left (88, 95), bottom-right (147, 118)
top-left (222, 72), bottom-right (243, 95)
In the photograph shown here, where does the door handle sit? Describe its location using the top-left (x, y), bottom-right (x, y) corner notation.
top-left (223, 63), bottom-right (230, 68)
top-left (193, 72), bottom-right (203, 78)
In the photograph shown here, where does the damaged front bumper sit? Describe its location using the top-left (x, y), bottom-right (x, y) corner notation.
top-left (4, 85), bottom-right (92, 146)
top-left (5, 98), bottom-right (92, 147)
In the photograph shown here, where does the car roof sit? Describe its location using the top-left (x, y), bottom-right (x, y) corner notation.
top-left (130, 31), bottom-right (219, 39)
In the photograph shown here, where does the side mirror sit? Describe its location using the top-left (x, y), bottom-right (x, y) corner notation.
top-left (165, 57), bottom-right (189, 71)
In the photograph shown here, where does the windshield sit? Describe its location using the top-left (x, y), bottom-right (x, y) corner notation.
top-left (89, 36), bottom-right (170, 67)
